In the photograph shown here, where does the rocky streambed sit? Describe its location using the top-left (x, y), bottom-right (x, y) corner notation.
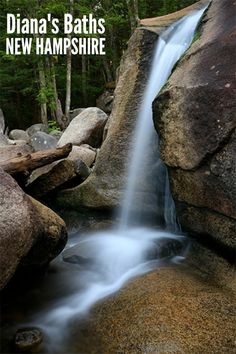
top-left (1, 237), bottom-right (235, 354)
top-left (0, 0), bottom-right (235, 353)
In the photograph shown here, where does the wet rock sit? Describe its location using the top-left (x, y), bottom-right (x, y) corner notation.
top-left (56, 29), bottom-right (158, 209)
top-left (9, 129), bottom-right (30, 143)
top-left (70, 245), bottom-right (236, 354)
top-left (26, 123), bottom-right (48, 137)
top-left (153, 0), bottom-right (236, 252)
top-left (0, 169), bottom-right (67, 289)
top-left (57, 107), bottom-right (108, 148)
top-left (15, 328), bottom-right (43, 352)
top-left (30, 131), bottom-right (57, 151)
top-left (96, 91), bottom-right (114, 113)
top-left (68, 144), bottom-right (96, 167)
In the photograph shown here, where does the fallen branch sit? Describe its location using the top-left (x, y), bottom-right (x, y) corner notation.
top-left (0, 143), bottom-right (72, 175)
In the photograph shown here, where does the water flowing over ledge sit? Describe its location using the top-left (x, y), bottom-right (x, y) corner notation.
top-left (28, 5), bottom-right (209, 350)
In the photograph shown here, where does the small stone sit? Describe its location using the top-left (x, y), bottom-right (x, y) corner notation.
top-left (15, 328), bottom-right (43, 352)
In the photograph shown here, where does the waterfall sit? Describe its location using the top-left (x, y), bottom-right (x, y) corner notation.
top-left (120, 6), bottom-right (208, 229)
top-left (30, 6), bottom-right (208, 348)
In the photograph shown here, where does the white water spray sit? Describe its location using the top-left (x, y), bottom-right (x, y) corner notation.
top-left (31, 7), bottom-right (208, 349)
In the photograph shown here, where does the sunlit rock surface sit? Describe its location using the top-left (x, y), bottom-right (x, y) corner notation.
top-left (153, 0), bottom-right (236, 252)
top-left (57, 107), bottom-right (108, 148)
top-left (68, 243), bottom-right (236, 354)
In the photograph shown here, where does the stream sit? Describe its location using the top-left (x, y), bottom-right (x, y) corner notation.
top-left (1, 5), bottom-right (210, 354)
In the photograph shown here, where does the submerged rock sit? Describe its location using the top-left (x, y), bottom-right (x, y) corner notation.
top-left (0, 169), bottom-right (67, 289)
top-left (153, 0), bottom-right (236, 252)
top-left (57, 107), bottom-right (108, 148)
top-left (15, 328), bottom-right (43, 352)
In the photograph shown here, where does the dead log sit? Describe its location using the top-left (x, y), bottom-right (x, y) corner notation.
top-left (0, 143), bottom-right (72, 175)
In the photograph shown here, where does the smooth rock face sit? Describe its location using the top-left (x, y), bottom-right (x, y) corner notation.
top-left (70, 244), bottom-right (236, 354)
top-left (0, 170), bottom-right (67, 289)
top-left (57, 29), bottom-right (158, 209)
top-left (9, 129), bottom-right (30, 143)
top-left (30, 131), bottom-right (58, 151)
top-left (67, 144), bottom-right (96, 167)
top-left (58, 107), bottom-right (108, 148)
top-left (153, 0), bottom-right (236, 251)
top-left (26, 123), bottom-right (48, 137)
top-left (21, 197), bottom-right (67, 268)
top-left (0, 170), bottom-right (39, 289)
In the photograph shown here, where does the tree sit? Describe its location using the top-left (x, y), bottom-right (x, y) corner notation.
top-left (0, 0), bottom-right (199, 130)
top-left (65, 0), bottom-right (74, 127)
top-left (126, 0), bottom-right (139, 33)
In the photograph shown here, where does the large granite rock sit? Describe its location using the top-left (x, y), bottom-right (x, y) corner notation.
top-left (153, 0), bottom-right (236, 251)
top-left (68, 144), bottom-right (96, 167)
top-left (9, 129), bottom-right (30, 143)
top-left (0, 169), bottom-right (67, 290)
top-left (26, 159), bottom-right (90, 198)
top-left (57, 29), bottom-right (158, 209)
top-left (26, 123), bottom-right (48, 137)
top-left (20, 197), bottom-right (67, 268)
top-left (69, 244), bottom-right (236, 354)
top-left (30, 131), bottom-right (58, 151)
top-left (0, 144), bottom-right (33, 162)
top-left (57, 108), bottom-right (108, 148)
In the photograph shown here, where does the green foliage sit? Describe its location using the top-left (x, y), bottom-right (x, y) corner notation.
top-left (0, 0), bottom-right (198, 129)
top-left (48, 119), bottom-right (60, 132)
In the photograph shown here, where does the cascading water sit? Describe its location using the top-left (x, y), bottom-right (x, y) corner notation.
top-left (26, 6), bottom-right (208, 350)
top-left (120, 7), bottom-right (208, 229)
